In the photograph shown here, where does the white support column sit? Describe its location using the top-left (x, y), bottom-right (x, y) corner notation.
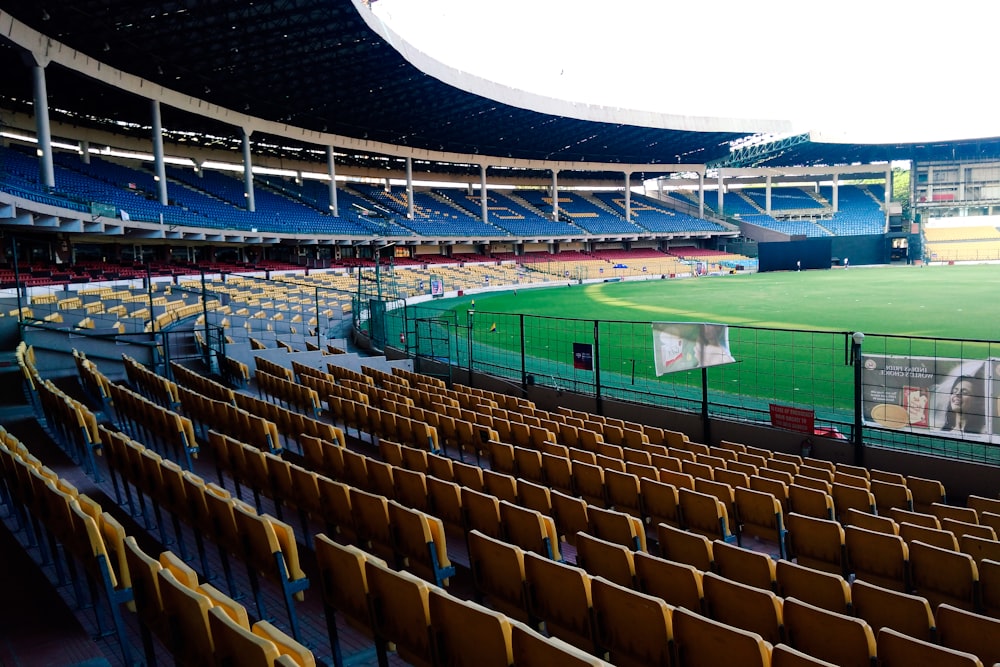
top-left (80, 140), bottom-right (90, 164)
top-left (31, 60), bottom-right (55, 188)
top-left (624, 171), bottom-right (632, 223)
top-left (326, 145), bottom-right (339, 216)
top-left (717, 173), bottom-right (724, 214)
top-left (698, 173), bottom-right (705, 218)
top-left (927, 166), bottom-right (934, 203)
top-left (405, 157), bottom-right (414, 220)
top-left (241, 128), bottom-right (255, 212)
top-left (885, 168), bottom-right (892, 226)
top-left (480, 164), bottom-right (489, 223)
top-left (551, 170), bottom-right (560, 221)
top-left (765, 174), bottom-right (772, 214)
top-left (957, 163), bottom-right (965, 201)
top-left (832, 174), bottom-right (839, 213)
top-left (151, 100), bottom-right (168, 205)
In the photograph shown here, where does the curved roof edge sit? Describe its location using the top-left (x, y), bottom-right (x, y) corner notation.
top-left (354, 0), bottom-right (791, 137)
top-left (0, 9), bottom-right (716, 174)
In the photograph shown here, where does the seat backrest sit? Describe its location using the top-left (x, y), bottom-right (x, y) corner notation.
top-left (365, 558), bottom-right (435, 667)
top-left (640, 478), bottom-right (680, 529)
top-left (316, 476), bottom-right (356, 543)
top-left (605, 469), bottom-right (642, 518)
top-left (770, 644), bottom-right (839, 667)
top-left (978, 557), bottom-right (1000, 618)
top-left (941, 517), bottom-right (996, 542)
top-left (876, 627), bottom-right (982, 667)
top-left (871, 479), bottom-right (913, 514)
top-left (931, 502), bottom-right (978, 525)
top-left (590, 576), bottom-right (673, 667)
top-left (550, 489), bottom-right (590, 547)
top-left (906, 476), bottom-right (946, 514)
top-left (499, 500), bottom-right (560, 561)
top-left (509, 620), bottom-right (612, 667)
top-left (251, 620), bottom-right (316, 667)
top-left (515, 477), bottom-right (552, 516)
top-left (783, 596), bottom-right (877, 667)
top-left (523, 552), bottom-right (596, 653)
top-left (157, 567), bottom-right (214, 662)
top-left (845, 524), bottom-right (909, 592)
top-left (735, 486), bottom-right (785, 547)
top-left (209, 605), bottom-right (279, 667)
top-left (702, 571), bottom-right (784, 645)
top-left (831, 483), bottom-right (876, 523)
top-left (967, 494), bottom-right (1000, 519)
top-left (678, 487), bottom-right (732, 542)
top-left (788, 484), bottom-right (834, 520)
top-left (775, 559), bottom-right (851, 615)
top-left (388, 501), bottom-right (452, 586)
top-left (634, 551), bottom-right (704, 614)
top-left (348, 488), bottom-right (394, 563)
top-left (959, 535), bottom-right (1000, 570)
top-left (712, 539), bottom-right (777, 592)
top-left (481, 469), bottom-right (517, 504)
top-left (512, 447), bottom-right (544, 484)
top-left (428, 590), bottom-right (514, 667)
top-left (786, 512), bottom-right (846, 578)
top-left (424, 476), bottom-right (463, 533)
top-left (123, 536), bottom-right (164, 632)
top-left (909, 540), bottom-right (979, 611)
top-left (843, 507), bottom-right (898, 535)
top-left (671, 606), bottom-right (771, 667)
top-left (576, 532), bottom-right (636, 589)
top-left (889, 507), bottom-right (940, 529)
top-left (542, 452), bottom-right (574, 495)
top-left (851, 578), bottom-right (936, 643)
top-left (937, 603), bottom-right (1000, 666)
top-left (900, 521), bottom-right (959, 551)
top-left (467, 530), bottom-right (530, 623)
top-left (394, 467), bottom-right (430, 514)
top-left (656, 522), bottom-right (714, 572)
top-left (455, 482), bottom-right (500, 537)
top-left (572, 460), bottom-right (607, 508)
top-left (587, 505), bottom-right (646, 552)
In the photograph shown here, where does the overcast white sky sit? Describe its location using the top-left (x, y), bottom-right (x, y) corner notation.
top-left (371, 0), bottom-right (1000, 144)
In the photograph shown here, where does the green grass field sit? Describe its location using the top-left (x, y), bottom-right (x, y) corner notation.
top-left (456, 263), bottom-right (1000, 341)
top-left (395, 263), bottom-right (1000, 461)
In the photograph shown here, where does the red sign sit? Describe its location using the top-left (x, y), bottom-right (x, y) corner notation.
top-left (769, 404), bottom-right (815, 435)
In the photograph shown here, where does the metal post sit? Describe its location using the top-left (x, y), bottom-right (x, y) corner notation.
top-left (10, 235), bottom-right (23, 322)
top-left (701, 367), bottom-right (712, 444)
top-left (315, 286), bottom-right (321, 350)
top-left (519, 314), bottom-right (527, 392)
top-left (852, 332), bottom-right (865, 466)
top-left (466, 306), bottom-right (474, 386)
top-left (201, 269), bottom-right (211, 368)
top-left (593, 320), bottom-right (603, 414)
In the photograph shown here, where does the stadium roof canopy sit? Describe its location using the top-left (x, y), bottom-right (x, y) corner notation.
top-left (2, 0), bottom-right (1000, 173)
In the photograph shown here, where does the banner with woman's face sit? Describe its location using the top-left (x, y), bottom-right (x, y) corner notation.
top-left (861, 355), bottom-right (989, 437)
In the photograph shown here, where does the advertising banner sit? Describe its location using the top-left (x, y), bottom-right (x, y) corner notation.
top-left (573, 343), bottom-right (594, 371)
top-left (430, 276), bottom-right (444, 297)
top-left (651, 322), bottom-right (736, 375)
top-left (861, 354), bottom-right (990, 437)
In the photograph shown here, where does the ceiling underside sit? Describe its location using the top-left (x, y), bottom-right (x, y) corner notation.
top-left (2, 0), bottom-right (1000, 172)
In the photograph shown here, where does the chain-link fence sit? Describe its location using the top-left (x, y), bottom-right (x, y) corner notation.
top-left (385, 301), bottom-right (1000, 465)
